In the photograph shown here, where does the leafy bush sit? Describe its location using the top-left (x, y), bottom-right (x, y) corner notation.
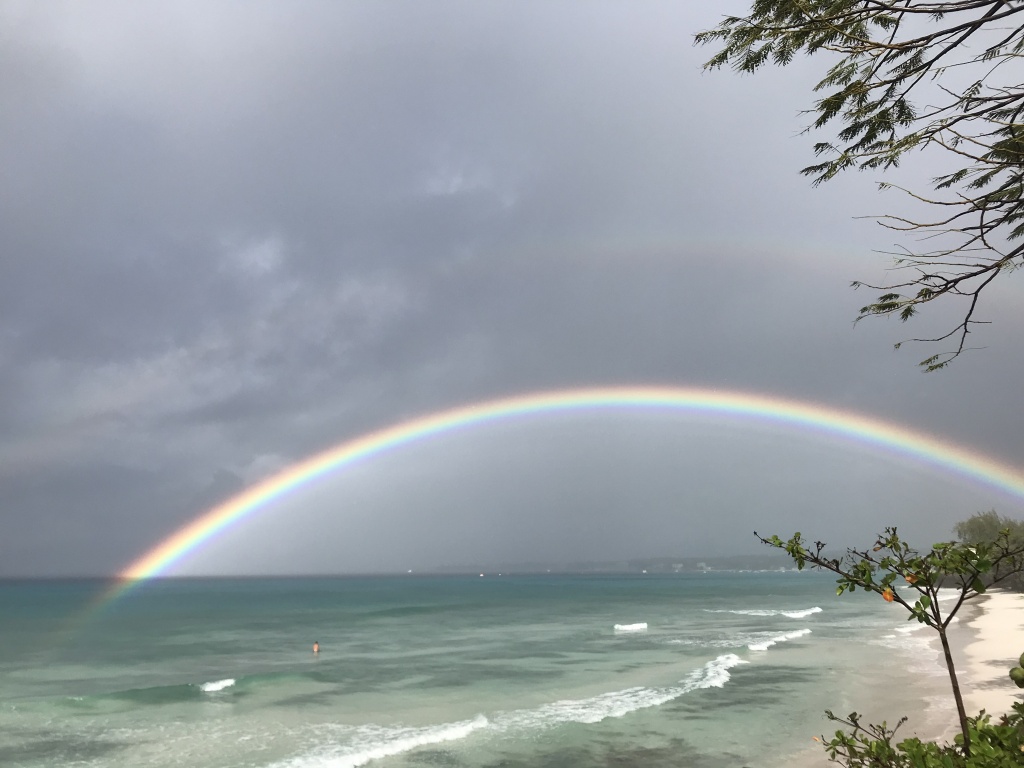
top-left (759, 525), bottom-right (1024, 760)
top-left (819, 704), bottom-right (1024, 768)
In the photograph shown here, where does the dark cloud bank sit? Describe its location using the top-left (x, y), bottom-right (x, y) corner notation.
top-left (2, 1), bottom-right (1022, 576)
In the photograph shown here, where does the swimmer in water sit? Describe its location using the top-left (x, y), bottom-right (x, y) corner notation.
top-left (313, 641), bottom-right (319, 654)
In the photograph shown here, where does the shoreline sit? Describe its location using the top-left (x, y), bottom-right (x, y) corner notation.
top-left (784, 589), bottom-right (1024, 768)
top-left (960, 589), bottom-right (1024, 719)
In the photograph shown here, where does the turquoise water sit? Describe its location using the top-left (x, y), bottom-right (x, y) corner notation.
top-left (0, 573), bottom-right (951, 767)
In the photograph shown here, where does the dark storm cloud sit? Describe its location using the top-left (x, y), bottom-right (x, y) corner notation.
top-left (2, 1), bottom-right (1022, 575)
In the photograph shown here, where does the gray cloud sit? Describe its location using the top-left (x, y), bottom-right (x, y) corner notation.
top-left (2, 0), bottom-right (1022, 576)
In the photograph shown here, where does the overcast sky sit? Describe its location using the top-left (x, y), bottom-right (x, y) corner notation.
top-left (3, 0), bottom-right (1023, 576)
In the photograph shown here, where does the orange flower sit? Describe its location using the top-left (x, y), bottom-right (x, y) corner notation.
top-left (905, 574), bottom-right (918, 584)
top-left (882, 587), bottom-right (895, 602)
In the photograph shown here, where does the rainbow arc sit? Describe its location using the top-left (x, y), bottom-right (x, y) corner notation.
top-left (110, 386), bottom-right (1024, 598)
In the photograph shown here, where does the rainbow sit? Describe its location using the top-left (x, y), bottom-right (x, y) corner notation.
top-left (115, 385), bottom-right (1024, 587)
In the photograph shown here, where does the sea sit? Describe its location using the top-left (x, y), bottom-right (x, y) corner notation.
top-left (0, 572), bottom-right (958, 768)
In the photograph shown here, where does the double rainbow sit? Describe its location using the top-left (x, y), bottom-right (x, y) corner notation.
top-left (116, 386), bottom-right (1024, 590)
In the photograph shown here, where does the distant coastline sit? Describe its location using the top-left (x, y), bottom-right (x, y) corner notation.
top-left (429, 552), bottom-right (796, 575)
top-left (0, 553), bottom-right (798, 580)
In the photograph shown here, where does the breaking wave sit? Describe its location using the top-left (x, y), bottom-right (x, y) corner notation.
top-left (494, 653), bottom-right (745, 732)
top-left (747, 628), bottom-right (811, 651)
top-left (199, 678), bottom-right (236, 693)
top-left (613, 622), bottom-right (648, 632)
top-left (269, 716), bottom-right (489, 768)
top-left (705, 607), bottom-right (822, 619)
top-left (267, 655), bottom-right (746, 767)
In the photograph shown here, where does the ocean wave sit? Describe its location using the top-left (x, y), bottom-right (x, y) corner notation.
top-left (199, 678), bottom-right (236, 693)
top-left (681, 652), bottom-right (746, 689)
top-left (270, 716), bottom-right (489, 768)
top-left (895, 623), bottom-right (928, 634)
top-left (79, 680), bottom-right (233, 705)
top-left (665, 636), bottom-right (739, 648)
top-left (898, 586), bottom-right (962, 603)
top-left (666, 629), bottom-right (812, 651)
top-left (779, 607), bottom-right (822, 619)
top-left (262, 655), bottom-right (748, 766)
top-left (496, 686), bottom-right (682, 730)
top-left (872, 630), bottom-right (944, 676)
top-left (885, 616), bottom-right (956, 647)
top-left (495, 653), bottom-right (746, 732)
top-left (874, 617), bottom-right (939, 655)
top-left (747, 628), bottom-right (811, 651)
top-left (705, 607), bottom-right (822, 619)
top-left (613, 622), bottom-right (648, 632)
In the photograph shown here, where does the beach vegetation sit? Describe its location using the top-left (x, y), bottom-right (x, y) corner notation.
top-left (1011, 662), bottom-right (1024, 690)
top-left (956, 512), bottom-right (1024, 592)
top-left (695, 2), bottom-right (1024, 370)
top-left (819, 704), bottom-right (1024, 767)
top-left (758, 525), bottom-right (1024, 761)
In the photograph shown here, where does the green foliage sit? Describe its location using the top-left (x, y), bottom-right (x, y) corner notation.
top-left (1010, 666), bottom-right (1024, 689)
top-left (759, 526), bottom-right (1024, 626)
top-left (758, 524), bottom-right (1024, 759)
top-left (819, 705), bottom-right (1024, 767)
top-left (955, 512), bottom-right (1024, 547)
top-left (955, 512), bottom-right (1024, 591)
top-left (696, 1), bottom-right (1024, 368)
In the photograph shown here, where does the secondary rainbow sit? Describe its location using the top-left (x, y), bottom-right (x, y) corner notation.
top-left (118, 385), bottom-right (1024, 584)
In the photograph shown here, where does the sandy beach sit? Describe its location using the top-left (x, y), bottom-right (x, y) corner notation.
top-left (961, 589), bottom-right (1024, 718)
top-left (787, 588), bottom-right (1024, 768)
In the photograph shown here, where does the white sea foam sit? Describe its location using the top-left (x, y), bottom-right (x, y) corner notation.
top-left (495, 686), bottom-right (683, 730)
top-left (613, 622), bottom-right (648, 632)
top-left (199, 678), bottom-right (236, 692)
top-left (876, 615), bottom-right (954, 660)
top-left (666, 627), bottom-right (821, 651)
top-left (683, 653), bottom-right (747, 689)
top-left (705, 607), bottom-right (822, 619)
top-left (664, 636), bottom-right (731, 648)
top-left (871, 620), bottom-right (945, 676)
top-left (268, 655), bottom-right (746, 766)
top-left (271, 716), bottom-right (489, 768)
top-left (494, 653), bottom-right (746, 732)
top-left (779, 607), bottom-right (822, 619)
top-left (747, 628), bottom-right (811, 651)
top-left (895, 623), bottom-right (929, 634)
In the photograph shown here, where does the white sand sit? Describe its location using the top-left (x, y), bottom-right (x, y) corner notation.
top-left (961, 589), bottom-right (1024, 718)
top-left (785, 589), bottom-right (1024, 767)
